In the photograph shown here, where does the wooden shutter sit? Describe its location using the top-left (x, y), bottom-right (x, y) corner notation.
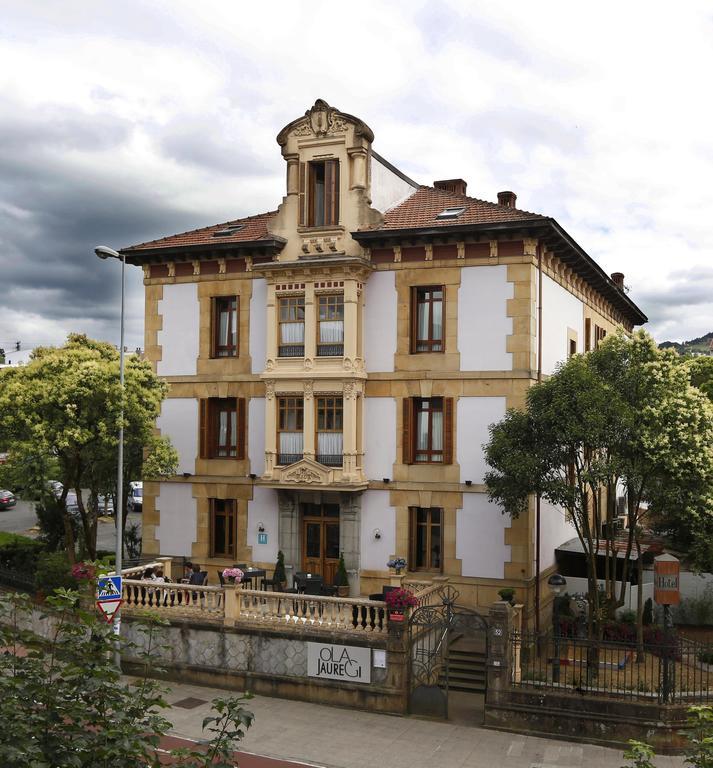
top-left (443, 397), bottom-right (454, 465)
top-left (237, 398), bottom-right (246, 460)
top-left (325, 159), bottom-right (339, 226)
top-left (298, 162), bottom-right (307, 226)
top-left (409, 287), bottom-right (417, 353)
top-left (402, 398), bottom-right (413, 464)
top-left (199, 399), bottom-right (210, 459)
top-left (584, 318), bottom-right (592, 352)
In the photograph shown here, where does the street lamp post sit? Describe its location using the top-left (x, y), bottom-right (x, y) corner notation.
top-left (548, 573), bottom-right (567, 684)
top-left (94, 245), bottom-right (125, 663)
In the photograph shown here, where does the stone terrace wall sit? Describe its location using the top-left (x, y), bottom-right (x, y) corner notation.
top-left (122, 616), bottom-right (408, 714)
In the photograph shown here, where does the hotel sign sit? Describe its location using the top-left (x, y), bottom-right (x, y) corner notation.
top-left (654, 553), bottom-right (680, 606)
top-left (307, 642), bottom-right (371, 684)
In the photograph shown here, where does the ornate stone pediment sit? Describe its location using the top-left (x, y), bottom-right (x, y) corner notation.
top-left (277, 99), bottom-right (374, 146)
top-left (281, 458), bottom-right (330, 485)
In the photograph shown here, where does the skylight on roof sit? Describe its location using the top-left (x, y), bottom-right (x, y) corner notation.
top-left (213, 225), bottom-right (244, 237)
top-left (436, 206), bottom-right (466, 219)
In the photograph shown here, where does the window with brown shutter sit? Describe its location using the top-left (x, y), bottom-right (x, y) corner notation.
top-left (584, 318), bottom-right (592, 352)
top-left (403, 397), bottom-right (454, 464)
top-left (307, 159), bottom-right (339, 227)
top-left (199, 397), bottom-right (246, 459)
top-left (210, 498), bottom-right (236, 558)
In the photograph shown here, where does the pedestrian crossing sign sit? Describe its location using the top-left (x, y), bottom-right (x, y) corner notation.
top-left (96, 575), bottom-right (122, 601)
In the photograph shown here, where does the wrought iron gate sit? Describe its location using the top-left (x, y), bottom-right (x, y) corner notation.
top-left (408, 586), bottom-right (488, 719)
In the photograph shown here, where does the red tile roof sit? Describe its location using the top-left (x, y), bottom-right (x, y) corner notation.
top-left (373, 186), bottom-right (545, 231)
top-left (123, 211), bottom-right (277, 252)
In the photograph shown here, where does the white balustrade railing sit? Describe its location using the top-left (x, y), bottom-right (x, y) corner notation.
top-left (121, 579), bottom-right (224, 619)
top-left (237, 588), bottom-right (389, 634)
top-left (118, 573), bottom-right (444, 633)
top-left (120, 562), bottom-right (162, 579)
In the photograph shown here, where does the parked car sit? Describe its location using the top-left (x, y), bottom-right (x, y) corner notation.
top-left (97, 494), bottom-right (114, 516)
top-left (127, 482), bottom-right (143, 514)
top-left (0, 489), bottom-right (17, 510)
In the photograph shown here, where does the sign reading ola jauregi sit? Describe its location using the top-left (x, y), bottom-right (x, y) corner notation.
top-left (654, 553), bottom-right (680, 606)
top-left (307, 642), bottom-right (371, 684)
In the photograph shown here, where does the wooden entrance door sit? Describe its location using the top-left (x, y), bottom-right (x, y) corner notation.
top-left (301, 503), bottom-right (340, 585)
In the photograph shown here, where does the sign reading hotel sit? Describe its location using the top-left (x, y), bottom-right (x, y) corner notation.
top-left (654, 553), bottom-right (680, 606)
top-left (307, 642), bottom-right (371, 684)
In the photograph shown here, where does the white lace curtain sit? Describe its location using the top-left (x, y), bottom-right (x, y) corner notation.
top-left (279, 431), bottom-right (303, 455)
top-left (319, 320), bottom-right (344, 343)
top-left (281, 322), bottom-right (305, 344)
top-left (415, 410), bottom-right (442, 460)
top-left (317, 432), bottom-right (343, 455)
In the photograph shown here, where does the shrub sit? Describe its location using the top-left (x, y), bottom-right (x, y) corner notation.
top-left (618, 609), bottom-right (637, 624)
top-left (0, 534), bottom-right (45, 573)
top-left (34, 552), bottom-right (75, 595)
top-left (642, 598), bottom-right (654, 626)
top-left (35, 496), bottom-right (77, 552)
top-left (673, 586), bottom-right (713, 627)
top-left (498, 587), bottom-right (516, 604)
top-left (273, 550), bottom-right (286, 585)
top-left (334, 553), bottom-right (349, 587)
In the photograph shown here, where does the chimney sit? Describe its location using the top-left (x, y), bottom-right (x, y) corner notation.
top-left (497, 190), bottom-right (517, 208)
top-left (434, 179), bottom-right (467, 196)
top-left (611, 272), bottom-right (625, 291)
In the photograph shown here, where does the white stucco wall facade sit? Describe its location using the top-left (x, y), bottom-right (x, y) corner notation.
top-left (539, 498), bottom-right (577, 571)
top-left (457, 396), bottom-right (506, 484)
top-left (363, 397), bottom-right (397, 480)
top-left (364, 270), bottom-right (397, 372)
top-left (456, 494), bottom-right (511, 579)
top-left (157, 283), bottom-right (199, 376)
top-left (155, 482), bottom-right (197, 557)
top-left (359, 490), bottom-right (396, 572)
top-left (249, 278), bottom-right (267, 374)
top-left (539, 273), bottom-right (584, 375)
top-left (248, 397), bottom-right (265, 476)
top-left (156, 397), bottom-right (198, 475)
top-left (458, 265), bottom-right (513, 371)
top-left (370, 155), bottom-right (418, 213)
top-left (247, 486), bottom-right (278, 564)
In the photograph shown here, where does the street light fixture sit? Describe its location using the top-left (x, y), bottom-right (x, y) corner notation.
top-left (94, 244), bottom-right (125, 661)
top-left (547, 573), bottom-right (567, 684)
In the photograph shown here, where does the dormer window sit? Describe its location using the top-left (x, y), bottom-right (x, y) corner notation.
top-left (307, 159), bottom-right (339, 227)
top-left (436, 206), bottom-right (466, 220)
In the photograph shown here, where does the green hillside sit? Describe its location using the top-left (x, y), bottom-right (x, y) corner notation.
top-left (659, 331), bottom-right (713, 355)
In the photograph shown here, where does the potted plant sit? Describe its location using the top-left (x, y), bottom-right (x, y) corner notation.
top-left (273, 550), bottom-right (286, 590)
top-left (385, 587), bottom-right (417, 622)
top-left (387, 557), bottom-right (407, 575)
top-left (498, 587), bottom-right (516, 605)
top-left (222, 567), bottom-right (244, 585)
top-left (334, 553), bottom-right (350, 597)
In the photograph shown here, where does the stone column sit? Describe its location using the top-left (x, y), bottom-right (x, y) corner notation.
top-left (486, 601), bottom-right (513, 708)
top-left (343, 279), bottom-right (359, 362)
top-left (278, 490), bottom-right (300, 583)
top-left (266, 283), bottom-right (277, 363)
top-left (303, 383), bottom-right (315, 460)
top-left (340, 492), bottom-right (361, 596)
top-left (264, 380), bottom-right (276, 475)
top-left (304, 282), bottom-right (316, 361)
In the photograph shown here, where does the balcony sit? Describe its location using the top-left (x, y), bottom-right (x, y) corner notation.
top-left (317, 343), bottom-right (344, 357)
top-left (278, 344), bottom-right (304, 358)
top-left (277, 453), bottom-right (303, 466)
top-left (316, 454), bottom-right (343, 467)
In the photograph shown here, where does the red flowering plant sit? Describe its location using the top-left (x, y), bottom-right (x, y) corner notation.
top-left (385, 588), bottom-right (418, 613)
top-left (71, 562), bottom-right (97, 581)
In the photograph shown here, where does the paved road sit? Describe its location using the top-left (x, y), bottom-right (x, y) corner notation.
top-left (160, 679), bottom-right (684, 768)
top-left (0, 496), bottom-right (141, 552)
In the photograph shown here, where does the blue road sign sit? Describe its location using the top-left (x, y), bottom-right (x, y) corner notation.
top-left (96, 575), bottom-right (122, 601)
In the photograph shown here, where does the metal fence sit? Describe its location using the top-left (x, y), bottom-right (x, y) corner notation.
top-left (512, 631), bottom-right (713, 704)
top-left (0, 567), bottom-right (35, 593)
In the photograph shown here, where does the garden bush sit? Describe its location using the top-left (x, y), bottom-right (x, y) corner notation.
top-left (0, 534), bottom-right (45, 573)
top-left (673, 586), bottom-right (713, 626)
top-left (34, 552), bottom-right (75, 595)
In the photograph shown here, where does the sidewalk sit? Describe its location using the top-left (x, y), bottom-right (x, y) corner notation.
top-left (160, 679), bottom-right (685, 768)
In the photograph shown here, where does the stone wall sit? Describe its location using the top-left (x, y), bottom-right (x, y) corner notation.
top-left (122, 616), bottom-right (408, 714)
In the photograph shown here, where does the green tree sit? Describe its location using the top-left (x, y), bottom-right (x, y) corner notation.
top-left (0, 334), bottom-right (177, 560)
top-left (0, 590), bottom-right (254, 767)
top-left (485, 330), bottom-right (713, 639)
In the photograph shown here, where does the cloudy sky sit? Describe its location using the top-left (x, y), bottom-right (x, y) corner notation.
top-left (1, 1), bottom-right (712, 353)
